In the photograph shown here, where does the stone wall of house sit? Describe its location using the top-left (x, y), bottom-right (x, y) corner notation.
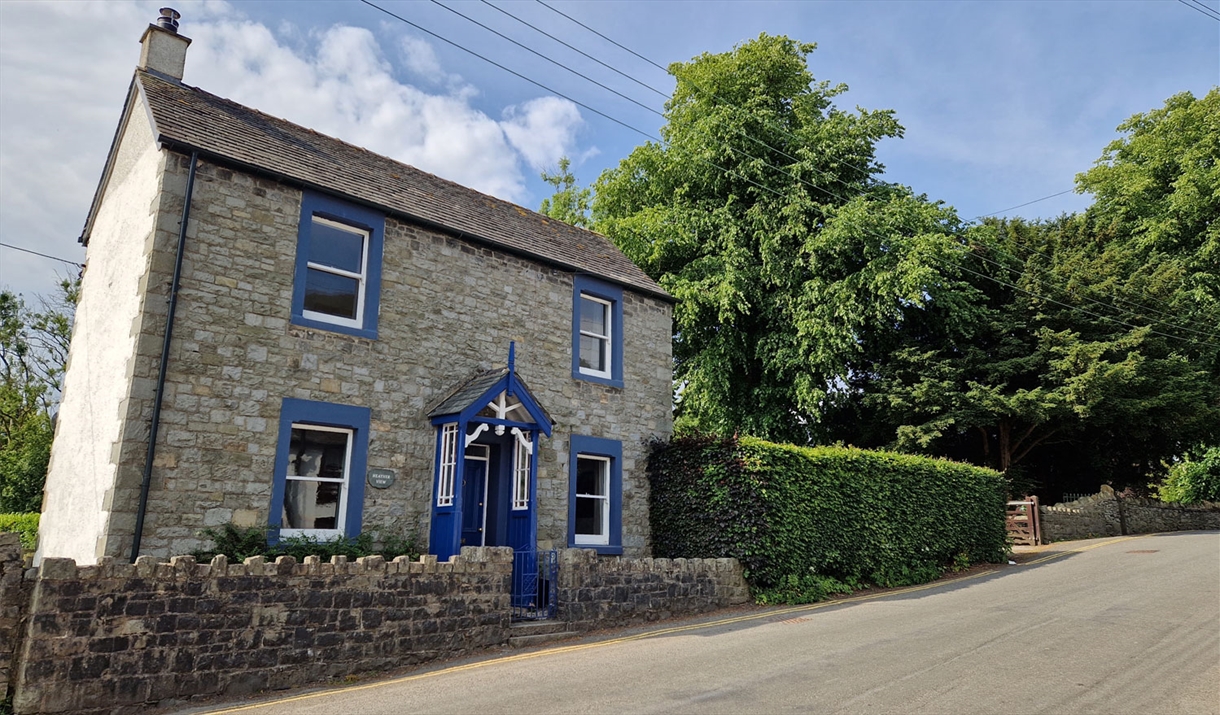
top-left (556, 548), bottom-right (750, 631)
top-left (82, 152), bottom-right (672, 562)
top-left (9, 546), bottom-right (513, 715)
top-left (1040, 486), bottom-right (1220, 542)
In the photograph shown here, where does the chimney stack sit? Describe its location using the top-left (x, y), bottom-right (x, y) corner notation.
top-left (138, 7), bottom-right (191, 81)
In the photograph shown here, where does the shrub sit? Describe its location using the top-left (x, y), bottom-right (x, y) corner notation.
top-left (0, 512), bottom-right (39, 552)
top-left (648, 434), bottom-right (1008, 599)
top-left (194, 522), bottom-right (422, 563)
top-left (1157, 447), bottom-right (1220, 504)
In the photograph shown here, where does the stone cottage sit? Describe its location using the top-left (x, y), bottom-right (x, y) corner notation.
top-left (35, 11), bottom-right (673, 580)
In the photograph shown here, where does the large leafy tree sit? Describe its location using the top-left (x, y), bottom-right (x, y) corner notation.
top-left (0, 278), bottom-right (77, 512)
top-left (826, 91), bottom-right (1220, 492)
top-left (595, 36), bottom-right (1218, 494)
top-left (594, 34), bottom-right (977, 441)
top-left (853, 217), bottom-right (1219, 489)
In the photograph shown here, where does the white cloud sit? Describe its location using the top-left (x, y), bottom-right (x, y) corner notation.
top-left (500, 97), bottom-right (585, 172)
top-left (399, 36), bottom-right (443, 82)
top-left (0, 0), bottom-right (588, 300)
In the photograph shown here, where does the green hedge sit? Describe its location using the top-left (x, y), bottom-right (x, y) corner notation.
top-left (648, 435), bottom-right (1008, 593)
top-left (0, 512), bottom-right (39, 552)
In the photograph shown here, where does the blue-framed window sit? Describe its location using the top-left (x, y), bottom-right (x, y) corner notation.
top-left (572, 275), bottom-right (624, 388)
top-left (291, 191), bottom-right (384, 339)
top-left (567, 435), bottom-right (622, 555)
top-left (269, 398), bottom-right (370, 541)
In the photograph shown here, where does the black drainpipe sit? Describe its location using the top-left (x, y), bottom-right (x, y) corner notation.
top-left (131, 151), bottom-right (198, 562)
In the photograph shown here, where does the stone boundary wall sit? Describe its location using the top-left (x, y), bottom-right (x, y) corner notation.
top-left (1, 533), bottom-right (33, 706)
top-left (1040, 486), bottom-right (1220, 542)
top-left (0, 542), bottom-right (749, 714)
top-left (8, 546), bottom-right (514, 714)
top-left (557, 549), bottom-right (750, 631)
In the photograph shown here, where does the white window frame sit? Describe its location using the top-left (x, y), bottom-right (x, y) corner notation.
top-left (280, 423), bottom-right (353, 540)
top-left (301, 215), bottom-right (369, 330)
top-left (578, 293), bottom-right (613, 379)
top-left (512, 430), bottom-right (532, 511)
top-left (573, 454), bottom-right (611, 545)
top-left (437, 423), bottom-right (458, 507)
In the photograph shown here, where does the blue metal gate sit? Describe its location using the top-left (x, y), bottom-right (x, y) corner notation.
top-left (511, 549), bottom-right (557, 620)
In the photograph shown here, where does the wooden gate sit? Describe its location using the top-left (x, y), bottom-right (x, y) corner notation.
top-left (1006, 496), bottom-right (1042, 546)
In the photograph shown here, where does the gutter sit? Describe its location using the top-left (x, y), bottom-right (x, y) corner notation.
top-left (131, 151), bottom-right (198, 562)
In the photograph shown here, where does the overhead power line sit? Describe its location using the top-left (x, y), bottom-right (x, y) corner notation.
top-left (952, 259), bottom-right (1217, 348)
top-left (1176, 0), bottom-right (1220, 22)
top-left (975, 189), bottom-right (1075, 219)
top-left (429, 0), bottom-right (661, 117)
top-left (358, 1), bottom-right (1220, 351)
top-left (0, 241), bottom-right (83, 267)
top-left (359, 1), bottom-right (804, 214)
top-left (962, 244), bottom-right (1220, 341)
top-left (479, 0), bottom-right (670, 100)
top-left (528, 0), bottom-right (1220, 344)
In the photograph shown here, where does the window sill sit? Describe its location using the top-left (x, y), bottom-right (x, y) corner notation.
top-left (572, 369), bottom-right (624, 389)
top-left (569, 543), bottom-right (623, 556)
top-left (291, 314), bottom-right (378, 340)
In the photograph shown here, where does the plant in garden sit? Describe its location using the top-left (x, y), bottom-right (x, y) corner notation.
top-left (194, 522), bottom-right (422, 562)
top-left (1157, 446), bottom-right (1220, 504)
top-left (0, 512), bottom-right (39, 551)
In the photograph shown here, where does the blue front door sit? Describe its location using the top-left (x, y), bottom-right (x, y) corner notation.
top-left (460, 459), bottom-right (487, 547)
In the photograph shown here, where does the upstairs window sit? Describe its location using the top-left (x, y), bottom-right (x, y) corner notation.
top-left (303, 216), bottom-right (368, 326)
top-left (292, 192), bottom-right (384, 339)
top-left (579, 295), bottom-right (612, 378)
top-left (571, 276), bottom-right (624, 388)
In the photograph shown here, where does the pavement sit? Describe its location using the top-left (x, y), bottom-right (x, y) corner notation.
top-left (178, 531), bottom-right (1220, 715)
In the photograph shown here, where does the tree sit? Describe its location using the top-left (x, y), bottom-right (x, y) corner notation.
top-left (594, 34), bottom-right (977, 441)
top-left (0, 277), bottom-right (77, 512)
top-left (1157, 446), bottom-right (1220, 504)
top-left (1074, 89), bottom-right (1219, 335)
top-left (538, 156), bottom-right (591, 228)
top-left (854, 218), bottom-right (1219, 487)
top-left (830, 89), bottom-right (1220, 493)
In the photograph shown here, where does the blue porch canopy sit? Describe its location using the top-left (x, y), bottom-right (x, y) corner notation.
top-left (426, 344), bottom-right (551, 561)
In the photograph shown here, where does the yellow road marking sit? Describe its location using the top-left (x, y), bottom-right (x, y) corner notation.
top-left (1021, 534), bottom-right (1147, 566)
top-left (201, 535), bottom-right (1141, 714)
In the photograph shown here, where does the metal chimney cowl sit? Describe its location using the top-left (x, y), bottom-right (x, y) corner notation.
top-left (156, 7), bottom-right (181, 33)
top-left (138, 7), bottom-right (191, 81)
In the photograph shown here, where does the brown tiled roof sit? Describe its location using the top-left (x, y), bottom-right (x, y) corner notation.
top-left (135, 71), bottom-right (670, 301)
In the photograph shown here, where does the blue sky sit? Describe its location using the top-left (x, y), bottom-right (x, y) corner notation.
top-left (1, 0), bottom-right (1217, 301)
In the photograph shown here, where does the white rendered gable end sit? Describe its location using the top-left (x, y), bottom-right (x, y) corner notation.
top-left (79, 77), bottom-right (165, 247)
top-left (38, 82), bottom-right (173, 564)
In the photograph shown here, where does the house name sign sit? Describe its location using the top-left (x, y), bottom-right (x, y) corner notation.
top-left (367, 469), bottom-right (396, 489)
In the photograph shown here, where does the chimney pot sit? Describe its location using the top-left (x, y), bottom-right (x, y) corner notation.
top-left (156, 7), bottom-right (181, 33)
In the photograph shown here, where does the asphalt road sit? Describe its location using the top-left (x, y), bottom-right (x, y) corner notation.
top-left (193, 532), bottom-right (1220, 715)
